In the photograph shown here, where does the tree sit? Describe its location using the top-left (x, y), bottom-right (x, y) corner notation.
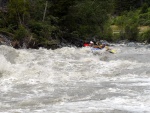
top-left (113, 0), bottom-right (145, 15)
top-left (0, 0), bottom-right (8, 7)
top-left (8, 0), bottom-right (30, 25)
top-left (50, 0), bottom-right (113, 40)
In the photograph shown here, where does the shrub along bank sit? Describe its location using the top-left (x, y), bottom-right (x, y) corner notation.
top-left (111, 5), bottom-right (150, 43)
top-left (0, 0), bottom-right (150, 49)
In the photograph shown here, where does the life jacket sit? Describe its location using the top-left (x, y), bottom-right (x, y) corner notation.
top-left (83, 43), bottom-right (89, 47)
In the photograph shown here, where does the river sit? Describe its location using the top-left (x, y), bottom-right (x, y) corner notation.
top-left (0, 44), bottom-right (150, 113)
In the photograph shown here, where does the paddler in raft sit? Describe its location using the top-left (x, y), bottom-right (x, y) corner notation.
top-left (89, 41), bottom-right (105, 49)
top-left (89, 41), bottom-right (116, 53)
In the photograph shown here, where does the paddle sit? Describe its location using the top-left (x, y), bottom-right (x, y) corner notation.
top-left (108, 49), bottom-right (116, 54)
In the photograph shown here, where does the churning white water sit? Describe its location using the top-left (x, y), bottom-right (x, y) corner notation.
top-left (0, 44), bottom-right (150, 113)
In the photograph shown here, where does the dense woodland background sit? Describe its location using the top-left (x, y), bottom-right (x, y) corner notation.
top-left (0, 0), bottom-right (150, 48)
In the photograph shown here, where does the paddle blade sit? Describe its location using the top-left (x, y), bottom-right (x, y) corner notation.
top-left (109, 49), bottom-right (116, 54)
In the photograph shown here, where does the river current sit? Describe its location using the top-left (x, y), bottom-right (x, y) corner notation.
top-left (0, 44), bottom-right (150, 113)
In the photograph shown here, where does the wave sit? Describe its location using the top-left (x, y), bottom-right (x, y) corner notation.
top-left (0, 44), bottom-right (150, 113)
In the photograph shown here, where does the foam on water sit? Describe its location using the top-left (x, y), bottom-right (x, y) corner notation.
top-left (0, 44), bottom-right (150, 113)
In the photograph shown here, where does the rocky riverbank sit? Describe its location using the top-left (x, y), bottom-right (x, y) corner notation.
top-left (0, 34), bottom-right (84, 49)
top-left (0, 34), bottom-right (62, 49)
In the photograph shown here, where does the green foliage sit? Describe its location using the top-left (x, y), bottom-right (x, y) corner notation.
top-left (8, 0), bottom-right (30, 25)
top-left (112, 10), bottom-right (141, 42)
top-left (29, 0), bottom-right (50, 21)
top-left (113, 0), bottom-right (150, 15)
top-left (112, 0), bottom-right (150, 40)
top-left (139, 12), bottom-right (150, 25)
top-left (114, 11), bottom-right (138, 26)
top-left (124, 24), bottom-right (139, 41)
top-left (0, 0), bottom-right (58, 46)
top-left (114, 15), bottom-right (127, 29)
top-left (14, 25), bottom-right (29, 40)
top-left (112, 33), bottom-right (121, 42)
top-left (28, 20), bottom-right (56, 42)
top-left (140, 3), bottom-right (148, 14)
top-left (114, 0), bottom-right (139, 15)
top-left (102, 30), bottom-right (113, 42)
top-left (1, 0), bottom-right (150, 46)
top-left (69, 0), bottom-right (113, 39)
top-left (138, 29), bottom-right (150, 43)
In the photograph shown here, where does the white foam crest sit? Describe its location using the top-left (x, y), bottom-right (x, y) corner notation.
top-left (0, 46), bottom-right (147, 84)
top-left (5, 47), bottom-right (138, 84)
top-left (0, 45), bottom-right (13, 54)
top-left (0, 45), bottom-right (150, 113)
top-left (0, 55), bottom-right (11, 74)
top-left (5, 48), bottom-right (96, 84)
top-left (33, 99), bottom-right (150, 113)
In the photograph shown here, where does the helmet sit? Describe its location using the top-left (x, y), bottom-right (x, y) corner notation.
top-left (90, 41), bottom-right (94, 44)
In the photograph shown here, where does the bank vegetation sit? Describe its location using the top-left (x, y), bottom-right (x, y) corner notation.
top-left (0, 0), bottom-right (150, 48)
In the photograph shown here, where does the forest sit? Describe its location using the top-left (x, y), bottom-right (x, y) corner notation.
top-left (0, 0), bottom-right (150, 48)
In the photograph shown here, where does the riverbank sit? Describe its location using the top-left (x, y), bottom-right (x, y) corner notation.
top-left (0, 33), bottom-right (85, 49)
top-left (0, 34), bottom-right (61, 49)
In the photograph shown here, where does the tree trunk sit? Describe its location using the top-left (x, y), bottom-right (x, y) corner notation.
top-left (42, 1), bottom-right (48, 22)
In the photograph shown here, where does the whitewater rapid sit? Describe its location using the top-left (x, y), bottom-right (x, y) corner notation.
top-left (0, 44), bottom-right (150, 113)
